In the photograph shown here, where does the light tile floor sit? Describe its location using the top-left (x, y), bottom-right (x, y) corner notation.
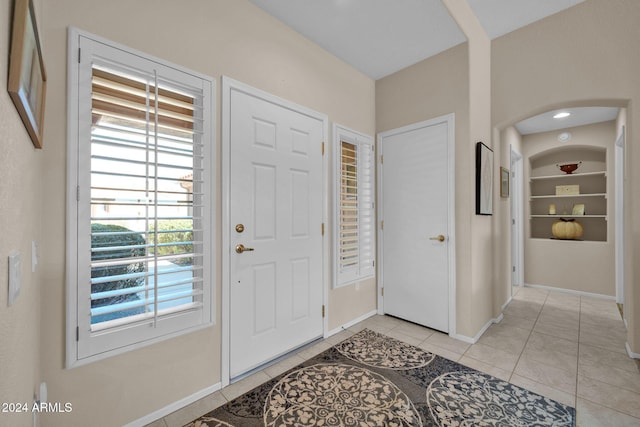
top-left (147, 287), bottom-right (640, 427)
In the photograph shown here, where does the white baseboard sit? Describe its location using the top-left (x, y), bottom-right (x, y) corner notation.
top-left (524, 283), bottom-right (615, 300)
top-left (326, 309), bottom-right (377, 337)
top-left (123, 382), bottom-right (222, 427)
top-left (626, 342), bottom-right (640, 359)
top-left (452, 314), bottom-right (503, 344)
top-left (501, 296), bottom-right (512, 311)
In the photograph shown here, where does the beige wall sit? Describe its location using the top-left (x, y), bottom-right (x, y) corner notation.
top-left (0, 0), bottom-right (44, 426)
top-left (328, 277), bottom-right (376, 330)
top-left (443, 0), bottom-right (495, 333)
top-left (522, 121), bottom-right (616, 295)
top-left (492, 0), bottom-right (640, 353)
top-left (38, 1), bottom-right (375, 425)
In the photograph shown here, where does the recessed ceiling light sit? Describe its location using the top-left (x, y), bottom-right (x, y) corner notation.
top-left (558, 132), bottom-right (572, 142)
top-left (553, 112), bottom-right (571, 119)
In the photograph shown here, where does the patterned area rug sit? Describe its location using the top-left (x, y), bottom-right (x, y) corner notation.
top-left (186, 329), bottom-right (575, 426)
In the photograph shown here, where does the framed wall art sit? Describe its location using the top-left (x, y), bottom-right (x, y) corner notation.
top-left (8, 0), bottom-right (47, 149)
top-left (475, 142), bottom-right (493, 215)
top-left (500, 167), bottom-right (510, 198)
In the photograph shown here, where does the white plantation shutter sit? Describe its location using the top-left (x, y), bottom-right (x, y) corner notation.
top-left (357, 142), bottom-right (375, 278)
top-left (339, 141), bottom-right (359, 273)
top-left (67, 31), bottom-right (215, 365)
top-left (334, 125), bottom-right (376, 287)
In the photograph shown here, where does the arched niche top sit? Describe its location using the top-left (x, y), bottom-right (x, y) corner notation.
top-left (495, 100), bottom-right (628, 132)
top-left (529, 145), bottom-right (606, 177)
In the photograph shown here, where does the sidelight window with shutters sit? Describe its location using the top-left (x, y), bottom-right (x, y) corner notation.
top-left (333, 125), bottom-right (375, 287)
top-left (66, 29), bottom-right (215, 366)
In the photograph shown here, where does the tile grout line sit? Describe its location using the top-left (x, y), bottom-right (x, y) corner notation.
top-left (507, 291), bottom-right (548, 384)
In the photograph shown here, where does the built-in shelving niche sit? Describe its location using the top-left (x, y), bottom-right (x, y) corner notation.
top-left (529, 146), bottom-right (607, 242)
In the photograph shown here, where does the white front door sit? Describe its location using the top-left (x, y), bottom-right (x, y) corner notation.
top-left (378, 116), bottom-right (454, 333)
top-left (228, 84), bottom-right (324, 378)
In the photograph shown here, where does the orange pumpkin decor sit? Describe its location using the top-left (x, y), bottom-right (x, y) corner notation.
top-left (552, 218), bottom-right (584, 240)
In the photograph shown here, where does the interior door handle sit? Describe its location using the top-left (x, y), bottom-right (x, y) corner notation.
top-left (429, 235), bottom-right (446, 242)
top-left (235, 244), bottom-right (255, 254)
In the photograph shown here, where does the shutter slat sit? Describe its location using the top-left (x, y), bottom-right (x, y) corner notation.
top-left (91, 276), bottom-right (204, 301)
top-left (91, 290), bottom-right (204, 317)
top-left (92, 137), bottom-right (201, 159)
top-left (91, 252), bottom-right (203, 269)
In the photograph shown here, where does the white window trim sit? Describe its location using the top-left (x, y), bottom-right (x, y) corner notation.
top-left (332, 124), bottom-right (376, 288)
top-left (65, 27), bottom-right (216, 367)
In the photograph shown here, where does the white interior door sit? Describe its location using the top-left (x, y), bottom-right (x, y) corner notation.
top-left (378, 116), bottom-right (453, 333)
top-left (228, 86), bottom-right (324, 378)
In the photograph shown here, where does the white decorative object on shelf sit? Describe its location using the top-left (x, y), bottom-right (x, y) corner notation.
top-left (556, 185), bottom-right (580, 195)
top-left (552, 219), bottom-right (584, 240)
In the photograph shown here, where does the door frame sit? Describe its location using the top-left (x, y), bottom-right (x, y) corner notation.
top-left (376, 113), bottom-right (457, 336)
top-left (510, 146), bottom-right (524, 288)
top-left (221, 77), bottom-right (329, 386)
top-left (615, 126), bottom-right (625, 305)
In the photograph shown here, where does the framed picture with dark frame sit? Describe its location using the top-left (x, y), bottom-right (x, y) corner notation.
top-left (500, 167), bottom-right (510, 198)
top-left (476, 142), bottom-right (493, 215)
top-left (8, 0), bottom-right (47, 149)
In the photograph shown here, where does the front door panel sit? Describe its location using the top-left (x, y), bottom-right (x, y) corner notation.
top-left (229, 89), bottom-right (323, 378)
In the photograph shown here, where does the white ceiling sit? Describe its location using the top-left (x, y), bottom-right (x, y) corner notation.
top-left (515, 107), bottom-right (620, 135)
top-left (467, 0), bottom-right (585, 39)
top-left (249, 0), bottom-right (615, 134)
top-left (248, 0), bottom-right (585, 80)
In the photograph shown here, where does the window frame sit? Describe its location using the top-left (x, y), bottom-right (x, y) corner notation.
top-left (332, 124), bottom-right (376, 288)
top-left (66, 28), bottom-right (216, 367)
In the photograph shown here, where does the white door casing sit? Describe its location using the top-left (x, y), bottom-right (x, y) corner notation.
top-left (510, 146), bottom-right (524, 288)
top-left (615, 128), bottom-right (625, 305)
top-left (377, 114), bottom-right (456, 334)
top-left (222, 78), bottom-right (327, 381)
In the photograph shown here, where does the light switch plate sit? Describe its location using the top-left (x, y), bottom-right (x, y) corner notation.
top-left (8, 251), bottom-right (21, 306)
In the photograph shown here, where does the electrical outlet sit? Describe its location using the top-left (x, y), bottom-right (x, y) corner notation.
top-left (8, 251), bottom-right (20, 306)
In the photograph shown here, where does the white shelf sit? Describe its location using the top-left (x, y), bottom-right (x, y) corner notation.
top-left (530, 215), bottom-right (607, 219)
top-left (530, 193), bottom-right (606, 200)
top-left (529, 237), bottom-right (608, 244)
top-left (530, 171), bottom-right (606, 181)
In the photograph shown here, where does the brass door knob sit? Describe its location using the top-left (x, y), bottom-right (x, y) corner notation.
top-left (429, 235), bottom-right (446, 242)
top-left (235, 244), bottom-right (255, 254)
